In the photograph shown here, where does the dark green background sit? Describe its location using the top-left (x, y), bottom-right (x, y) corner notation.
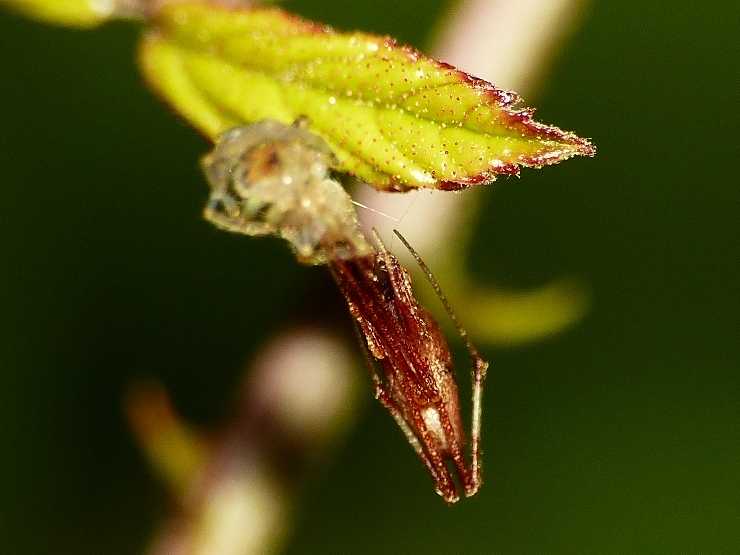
top-left (0, 1), bottom-right (737, 553)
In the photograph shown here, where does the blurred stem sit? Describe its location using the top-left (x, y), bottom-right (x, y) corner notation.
top-left (138, 328), bottom-right (360, 555)
top-left (0, 0), bottom-right (269, 27)
top-left (0, 0), bottom-right (114, 26)
top-left (126, 382), bottom-right (206, 497)
top-left (433, 0), bottom-right (590, 95)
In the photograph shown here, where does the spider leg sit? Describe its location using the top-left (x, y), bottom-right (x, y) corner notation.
top-left (392, 229), bottom-right (489, 497)
top-left (203, 191), bottom-right (275, 236)
top-left (468, 354), bottom-right (488, 496)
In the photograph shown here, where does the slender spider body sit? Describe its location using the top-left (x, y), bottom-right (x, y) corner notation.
top-left (330, 232), bottom-right (488, 504)
top-left (200, 120), bottom-right (488, 503)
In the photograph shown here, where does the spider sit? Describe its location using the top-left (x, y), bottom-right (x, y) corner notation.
top-left (201, 119), bottom-right (489, 502)
top-left (330, 229), bottom-right (489, 504)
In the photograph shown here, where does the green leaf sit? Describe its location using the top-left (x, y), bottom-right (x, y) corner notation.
top-left (1, 0), bottom-right (110, 27)
top-left (140, 3), bottom-right (595, 190)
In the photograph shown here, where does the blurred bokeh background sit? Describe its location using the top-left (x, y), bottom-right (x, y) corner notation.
top-left (0, 0), bottom-right (737, 553)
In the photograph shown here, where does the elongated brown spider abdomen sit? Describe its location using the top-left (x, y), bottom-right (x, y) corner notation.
top-left (330, 247), bottom-right (484, 504)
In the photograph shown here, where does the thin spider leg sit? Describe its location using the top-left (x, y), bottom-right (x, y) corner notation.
top-left (369, 229), bottom-right (435, 388)
top-left (345, 302), bottom-right (385, 385)
top-left (392, 228), bottom-right (489, 496)
top-left (469, 355), bottom-right (487, 496)
top-left (392, 229), bottom-right (484, 365)
top-left (203, 204), bottom-right (273, 236)
top-left (369, 228), bottom-right (387, 254)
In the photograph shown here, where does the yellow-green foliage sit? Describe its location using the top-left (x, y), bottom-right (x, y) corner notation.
top-left (1, 0), bottom-right (110, 27)
top-left (140, 3), bottom-right (594, 191)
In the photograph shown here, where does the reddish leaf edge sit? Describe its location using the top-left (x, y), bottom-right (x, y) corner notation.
top-left (150, 3), bottom-right (597, 191)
